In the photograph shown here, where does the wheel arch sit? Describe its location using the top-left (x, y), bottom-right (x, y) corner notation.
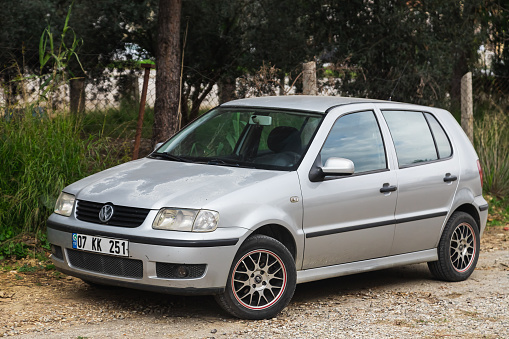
top-left (452, 203), bottom-right (481, 231)
top-left (249, 224), bottom-right (297, 261)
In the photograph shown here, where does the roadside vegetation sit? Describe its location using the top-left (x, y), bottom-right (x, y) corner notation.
top-left (1, 105), bottom-right (508, 263)
top-left (0, 0), bottom-right (508, 265)
top-left (474, 107), bottom-right (509, 227)
top-left (0, 113), bottom-right (130, 260)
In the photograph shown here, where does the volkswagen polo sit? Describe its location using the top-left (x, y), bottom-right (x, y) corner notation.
top-left (47, 96), bottom-right (488, 319)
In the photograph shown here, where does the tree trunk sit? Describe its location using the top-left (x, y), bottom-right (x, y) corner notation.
top-left (152, 0), bottom-right (181, 146)
top-left (218, 76), bottom-right (236, 104)
top-left (450, 53), bottom-right (468, 112)
top-left (69, 78), bottom-right (85, 114)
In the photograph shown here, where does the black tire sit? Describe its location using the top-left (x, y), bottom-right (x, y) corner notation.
top-left (215, 235), bottom-right (296, 319)
top-left (428, 211), bottom-right (480, 282)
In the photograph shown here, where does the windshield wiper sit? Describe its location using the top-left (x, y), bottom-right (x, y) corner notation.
top-left (150, 152), bottom-right (191, 162)
top-left (206, 158), bottom-right (240, 166)
top-left (205, 158), bottom-right (258, 169)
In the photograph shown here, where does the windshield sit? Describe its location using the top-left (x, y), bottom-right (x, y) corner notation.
top-left (152, 107), bottom-right (323, 170)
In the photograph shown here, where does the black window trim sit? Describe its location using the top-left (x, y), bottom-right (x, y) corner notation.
top-left (381, 109), bottom-right (454, 170)
top-left (317, 109), bottom-right (389, 178)
top-left (423, 112), bottom-right (454, 160)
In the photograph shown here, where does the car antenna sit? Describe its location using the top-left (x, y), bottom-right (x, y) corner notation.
top-left (389, 61), bottom-right (409, 101)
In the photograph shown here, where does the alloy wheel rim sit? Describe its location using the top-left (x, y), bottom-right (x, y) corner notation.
top-left (450, 222), bottom-right (476, 273)
top-left (231, 249), bottom-right (287, 310)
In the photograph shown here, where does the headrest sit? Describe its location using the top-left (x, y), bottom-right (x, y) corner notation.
top-left (267, 126), bottom-right (301, 153)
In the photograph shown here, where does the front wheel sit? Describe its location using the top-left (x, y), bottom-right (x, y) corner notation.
top-left (428, 212), bottom-right (480, 282)
top-left (215, 235), bottom-right (296, 319)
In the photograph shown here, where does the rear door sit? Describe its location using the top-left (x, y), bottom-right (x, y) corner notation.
top-left (378, 107), bottom-right (460, 255)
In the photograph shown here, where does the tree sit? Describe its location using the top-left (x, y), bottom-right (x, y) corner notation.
top-left (317, 0), bottom-right (486, 108)
top-left (487, 0), bottom-right (509, 78)
top-left (0, 0), bottom-right (156, 112)
top-left (176, 0), bottom-right (325, 125)
top-left (152, 0), bottom-right (181, 144)
top-left (0, 0), bottom-right (56, 107)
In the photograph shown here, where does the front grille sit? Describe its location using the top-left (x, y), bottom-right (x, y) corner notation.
top-left (67, 249), bottom-right (143, 278)
top-left (156, 262), bottom-right (206, 279)
top-left (76, 200), bottom-right (150, 227)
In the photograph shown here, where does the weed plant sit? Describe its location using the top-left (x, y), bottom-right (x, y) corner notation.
top-left (0, 112), bottom-right (129, 259)
top-left (82, 105), bottom-right (154, 139)
top-left (474, 110), bottom-right (509, 197)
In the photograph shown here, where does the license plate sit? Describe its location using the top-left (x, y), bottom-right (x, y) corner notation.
top-left (72, 233), bottom-right (129, 257)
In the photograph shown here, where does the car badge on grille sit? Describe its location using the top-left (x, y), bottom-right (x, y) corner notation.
top-left (98, 204), bottom-right (114, 223)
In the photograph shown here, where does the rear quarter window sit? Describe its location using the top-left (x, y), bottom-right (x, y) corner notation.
top-left (424, 113), bottom-right (452, 158)
top-left (383, 110), bottom-right (452, 167)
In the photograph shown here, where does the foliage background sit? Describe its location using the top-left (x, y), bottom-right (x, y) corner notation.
top-left (0, 0), bottom-right (509, 259)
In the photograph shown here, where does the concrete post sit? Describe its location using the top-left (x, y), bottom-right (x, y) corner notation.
top-left (461, 72), bottom-right (474, 143)
top-left (302, 61), bottom-right (317, 95)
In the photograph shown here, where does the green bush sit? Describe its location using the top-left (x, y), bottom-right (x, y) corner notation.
top-left (0, 112), bottom-right (129, 259)
top-left (474, 110), bottom-right (509, 197)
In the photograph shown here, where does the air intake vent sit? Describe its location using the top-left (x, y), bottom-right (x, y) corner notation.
top-left (156, 263), bottom-right (206, 279)
top-left (67, 249), bottom-right (143, 278)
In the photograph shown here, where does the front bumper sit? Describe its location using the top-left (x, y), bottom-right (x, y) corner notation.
top-left (47, 215), bottom-right (247, 295)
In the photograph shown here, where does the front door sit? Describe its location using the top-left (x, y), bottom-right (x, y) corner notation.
top-left (301, 109), bottom-right (398, 269)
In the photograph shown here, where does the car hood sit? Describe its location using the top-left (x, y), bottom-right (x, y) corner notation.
top-left (65, 158), bottom-right (285, 209)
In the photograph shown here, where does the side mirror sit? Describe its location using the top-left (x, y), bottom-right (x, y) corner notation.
top-left (321, 157), bottom-right (355, 175)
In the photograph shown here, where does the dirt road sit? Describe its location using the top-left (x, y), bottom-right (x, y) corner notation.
top-left (1, 226), bottom-right (508, 338)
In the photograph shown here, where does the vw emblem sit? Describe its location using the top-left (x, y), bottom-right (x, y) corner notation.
top-left (98, 204), bottom-right (114, 223)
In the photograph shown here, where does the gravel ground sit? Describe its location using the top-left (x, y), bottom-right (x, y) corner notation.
top-left (1, 226), bottom-right (508, 338)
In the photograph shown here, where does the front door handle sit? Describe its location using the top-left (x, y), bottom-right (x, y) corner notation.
top-left (380, 183), bottom-right (397, 193)
top-left (443, 173), bottom-right (458, 183)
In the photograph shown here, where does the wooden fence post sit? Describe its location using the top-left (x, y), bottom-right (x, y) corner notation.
top-left (461, 72), bottom-right (474, 143)
top-left (302, 61), bottom-right (317, 95)
top-left (133, 64), bottom-right (156, 160)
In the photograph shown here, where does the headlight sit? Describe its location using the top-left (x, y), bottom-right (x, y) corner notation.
top-left (54, 192), bottom-right (75, 217)
top-left (152, 208), bottom-right (219, 232)
top-left (193, 210), bottom-right (220, 232)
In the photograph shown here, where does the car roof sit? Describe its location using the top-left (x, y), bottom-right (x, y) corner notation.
top-left (220, 95), bottom-right (404, 113)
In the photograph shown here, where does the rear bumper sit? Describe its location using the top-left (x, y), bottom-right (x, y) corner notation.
top-left (474, 195), bottom-right (489, 237)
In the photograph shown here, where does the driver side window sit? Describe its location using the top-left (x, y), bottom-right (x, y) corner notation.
top-left (320, 111), bottom-right (387, 173)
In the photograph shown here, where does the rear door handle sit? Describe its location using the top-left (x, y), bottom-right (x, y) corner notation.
top-left (380, 183), bottom-right (397, 193)
top-left (443, 173), bottom-right (458, 183)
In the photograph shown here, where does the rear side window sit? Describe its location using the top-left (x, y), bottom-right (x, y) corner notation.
top-left (320, 111), bottom-right (386, 173)
top-left (383, 110), bottom-right (452, 167)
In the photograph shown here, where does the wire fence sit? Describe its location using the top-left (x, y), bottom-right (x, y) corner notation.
top-left (1, 47), bottom-right (509, 122)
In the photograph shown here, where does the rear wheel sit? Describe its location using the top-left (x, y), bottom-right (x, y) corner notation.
top-left (428, 212), bottom-right (480, 282)
top-left (215, 235), bottom-right (296, 319)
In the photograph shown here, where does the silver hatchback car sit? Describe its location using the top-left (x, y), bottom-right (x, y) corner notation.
top-left (48, 96), bottom-right (488, 319)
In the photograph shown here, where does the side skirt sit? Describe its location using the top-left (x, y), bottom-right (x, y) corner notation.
top-left (296, 249), bottom-right (438, 284)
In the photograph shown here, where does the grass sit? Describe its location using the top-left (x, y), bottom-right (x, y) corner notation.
top-left (474, 109), bottom-right (509, 198)
top-left (82, 105), bottom-right (154, 139)
top-left (485, 195), bottom-right (509, 227)
top-left (0, 110), bottom-right (130, 260)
